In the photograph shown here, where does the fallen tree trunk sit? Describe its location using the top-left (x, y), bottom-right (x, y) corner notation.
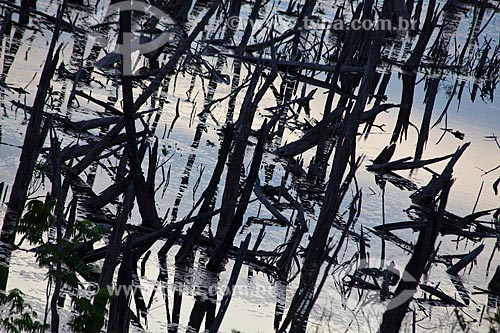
top-left (446, 244), bottom-right (484, 275)
top-left (277, 104), bottom-right (398, 158)
top-left (0, 3), bottom-right (64, 291)
top-left (367, 152), bottom-right (455, 172)
top-left (208, 234), bottom-right (251, 333)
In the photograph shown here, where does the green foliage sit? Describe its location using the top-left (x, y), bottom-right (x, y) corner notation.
top-left (69, 289), bottom-right (110, 332)
top-left (20, 201), bottom-right (104, 284)
top-left (0, 289), bottom-right (49, 333)
top-left (17, 200), bottom-right (108, 331)
top-left (35, 240), bottom-right (85, 289)
top-left (71, 219), bottom-right (106, 243)
top-left (17, 200), bottom-right (55, 245)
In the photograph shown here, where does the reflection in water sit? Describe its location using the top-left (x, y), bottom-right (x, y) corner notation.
top-left (0, 0), bottom-right (500, 332)
top-left (186, 253), bottom-right (218, 332)
top-left (169, 51), bottom-right (227, 223)
top-left (0, 26), bottom-right (26, 84)
top-left (169, 258), bottom-right (195, 333)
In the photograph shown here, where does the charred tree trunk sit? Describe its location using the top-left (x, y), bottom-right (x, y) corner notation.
top-left (415, 78), bottom-right (439, 159)
top-left (19, 0), bottom-right (36, 25)
top-left (283, 1), bottom-right (388, 329)
top-left (0, 4), bottom-right (64, 291)
top-left (208, 234), bottom-right (251, 332)
top-left (291, 0), bottom-right (318, 59)
top-left (307, 0), bottom-right (371, 183)
top-left (208, 116), bottom-right (278, 271)
top-left (107, 239), bottom-right (134, 333)
top-left (213, 68), bottom-right (277, 248)
top-left (165, 0), bottom-right (193, 22)
top-left (120, 7), bottom-right (160, 228)
top-left (229, 0), bottom-right (242, 17)
top-left (379, 180), bottom-right (452, 332)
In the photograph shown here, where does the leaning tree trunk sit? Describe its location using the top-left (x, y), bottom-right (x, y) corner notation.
top-left (0, 3), bottom-right (65, 291)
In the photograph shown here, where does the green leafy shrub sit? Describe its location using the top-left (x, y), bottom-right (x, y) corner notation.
top-left (16, 199), bottom-right (108, 331)
top-left (0, 289), bottom-right (49, 333)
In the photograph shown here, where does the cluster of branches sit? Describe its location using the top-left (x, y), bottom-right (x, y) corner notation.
top-left (0, 0), bottom-right (498, 332)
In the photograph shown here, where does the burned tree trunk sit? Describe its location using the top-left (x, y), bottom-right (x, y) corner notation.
top-left (213, 68), bottom-right (277, 249)
top-left (379, 179), bottom-right (452, 332)
top-left (307, 0), bottom-right (373, 182)
top-left (107, 239), bottom-right (134, 333)
top-left (0, 4), bottom-right (64, 291)
top-left (18, 0), bottom-right (36, 25)
top-left (165, 0), bottom-right (193, 22)
top-left (208, 116), bottom-right (279, 271)
top-left (414, 78), bottom-right (439, 160)
top-left (392, 0), bottom-right (438, 142)
top-left (291, 0), bottom-right (318, 59)
top-left (282, 1), bottom-right (389, 329)
top-left (175, 125), bottom-right (234, 265)
top-left (120, 6), bottom-right (160, 228)
top-left (208, 234), bottom-right (251, 333)
top-left (229, 0), bottom-right (242, 17)
top-left (380, 144), bottom-right (469, 331)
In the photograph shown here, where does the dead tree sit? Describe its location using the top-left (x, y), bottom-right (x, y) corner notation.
top-left (0, 3), bottom-right (65, 291)
top-left (132, 0), bottom-right (222, 111)
top-left (120, 8), bottom-right (160, 228)
top-left (392, 0), bottom-right (439, 142)
top-left (281, 0), bottom-right (389, 330)
top-left (208, 234), bottom-right (251, 332)
top-left (18, 0), bottom-right (36, 25)
top-left (379, 179), bottom-right (452, 332)
top-left (213, 67), bottom-right (277, 248)
top-left (380, 144), bottom-right (469, 332)
top-left (107, 239), bottom-right (134, 333)
top-left (164, 0), bottom-right (194, 22)
top-left (208, 115), bottom-right (280, 271)
top-left (175, 125), bottom-right (234, 265)
top-left (92, 184), bottom-right (134, 331)
top-left (291, 0), bottom-right (318, 59)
